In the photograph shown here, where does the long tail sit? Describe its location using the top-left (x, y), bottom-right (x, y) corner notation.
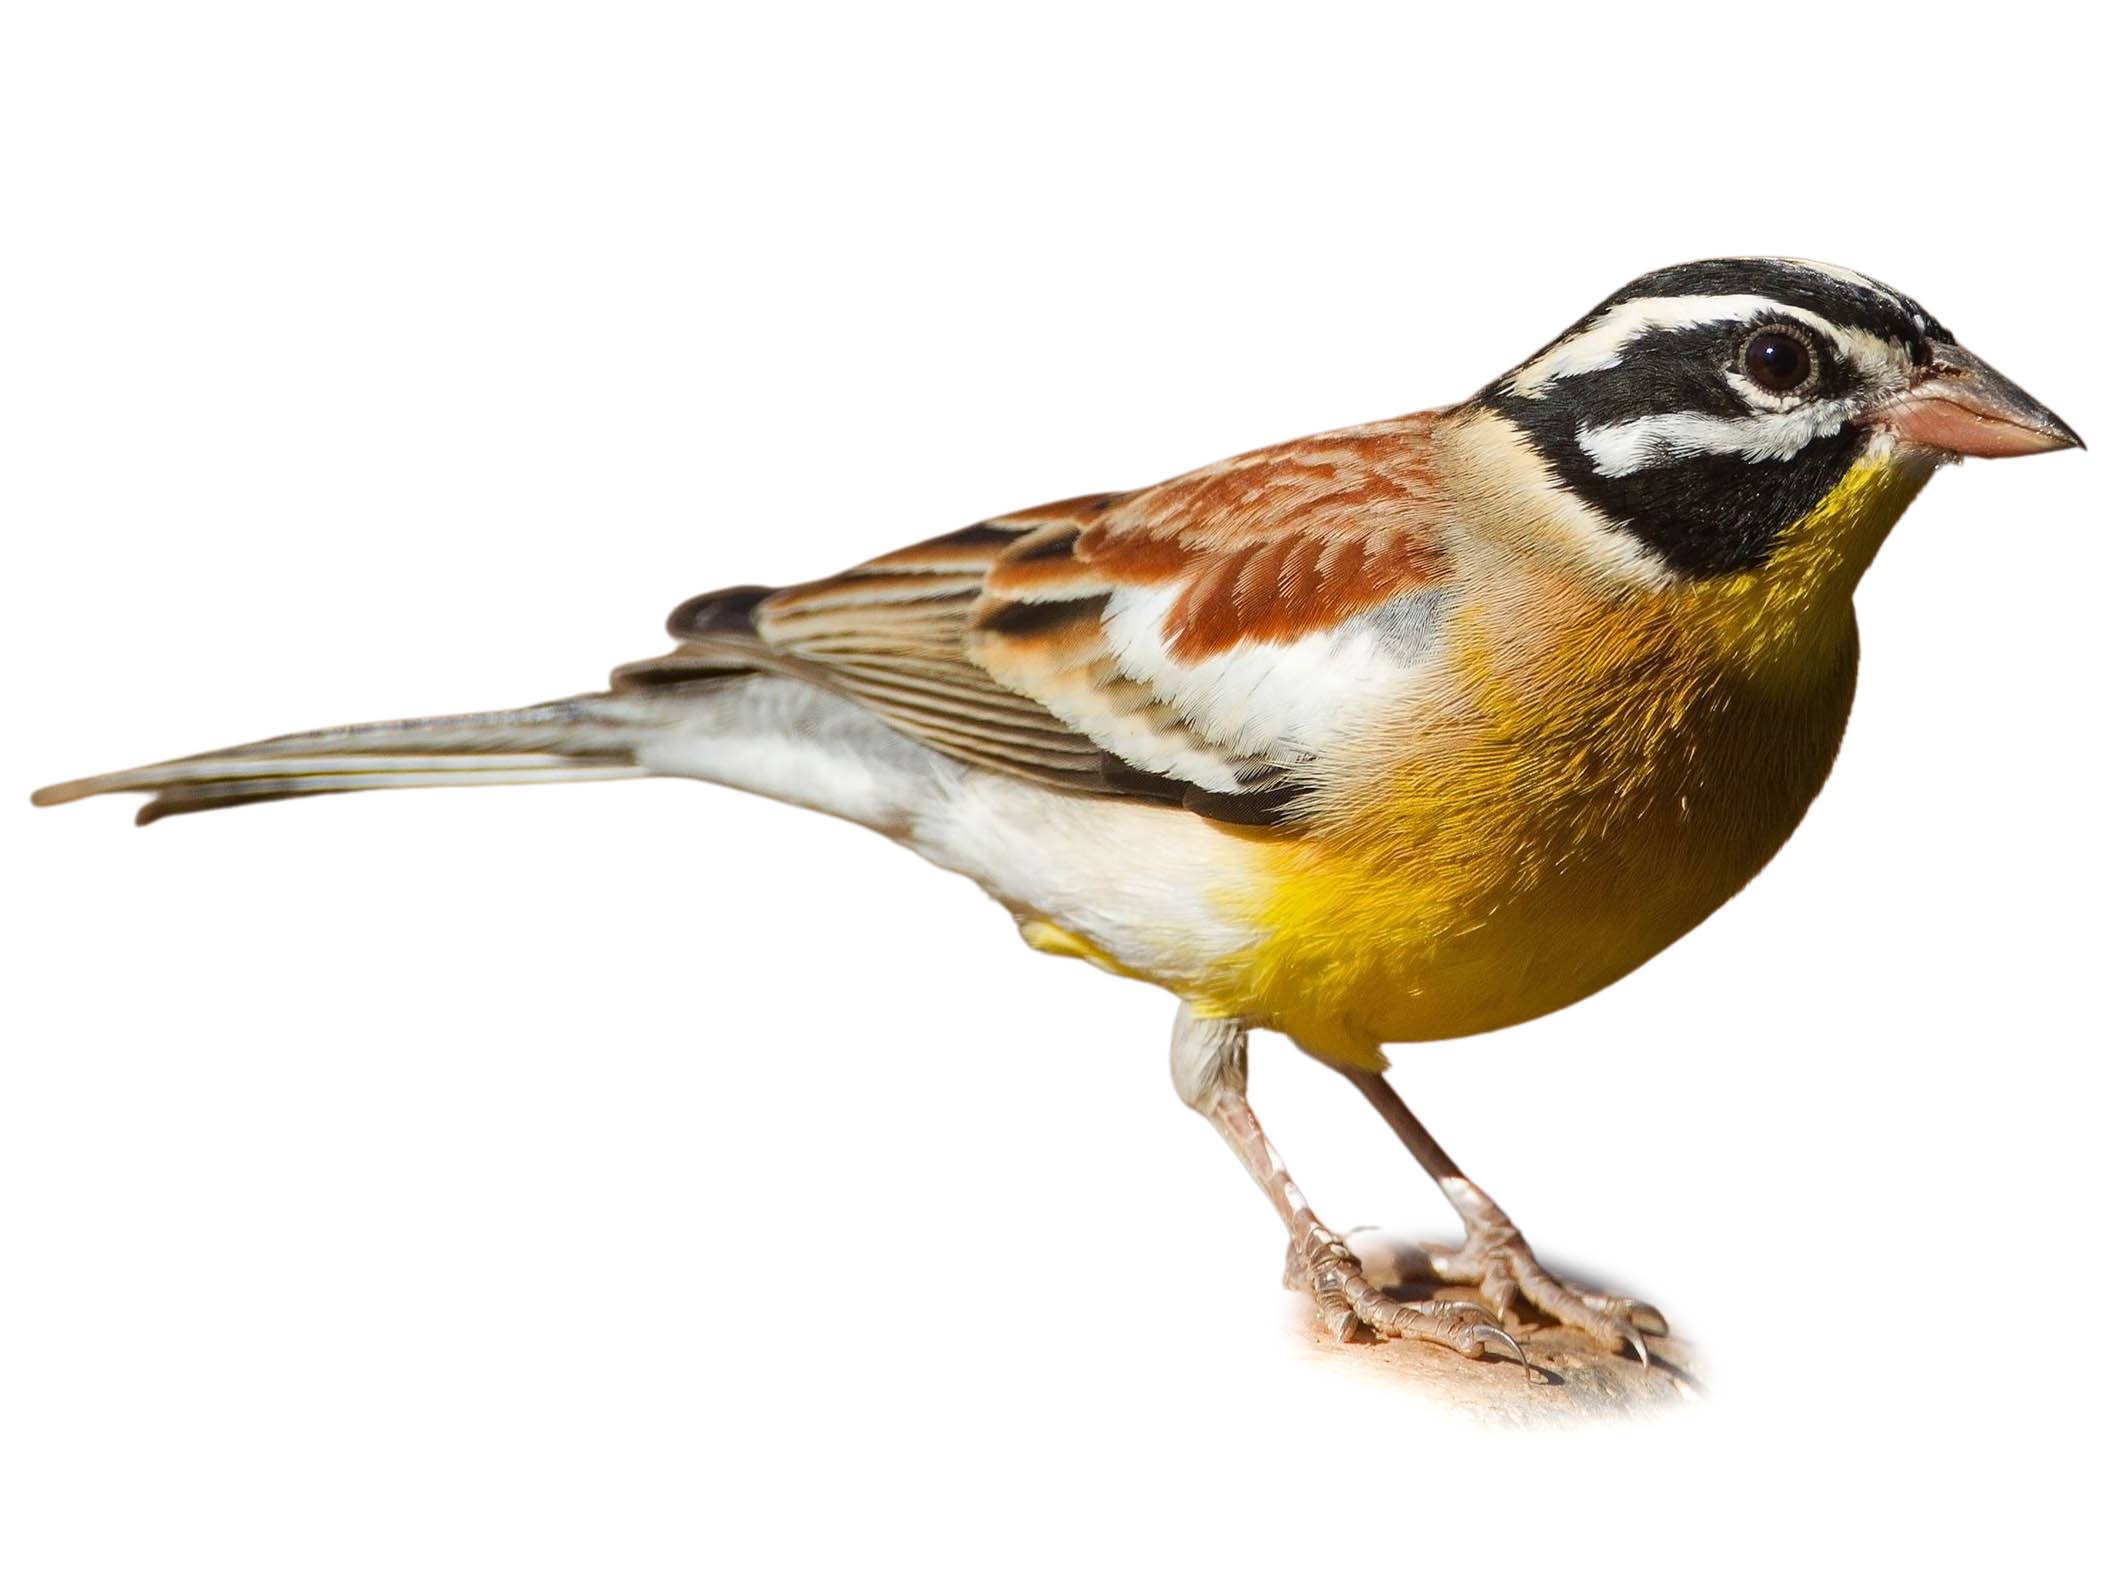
top-left (31, 694), bottom-right (662, 825)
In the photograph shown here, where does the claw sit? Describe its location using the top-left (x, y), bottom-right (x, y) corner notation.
top-left (1628, 1300), bottom-right (1670, 1337)
top-left (1470, 1322), bottom-right (1532, 1380)
top-left (1617, 1320), bottom-right (1651, 1369)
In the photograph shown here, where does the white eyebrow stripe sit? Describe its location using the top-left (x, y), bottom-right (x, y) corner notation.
top-left (1781, 256), bottom-right (1886, 290)
top-left (1777, 256), bottom-right (1931, 330)
top-left (1826, 321), bottom-right (1909, 385)
top-left (1576, 401), bottom-right (1861, 477)
top-left (1509, 294), bottom-right (1852, 396)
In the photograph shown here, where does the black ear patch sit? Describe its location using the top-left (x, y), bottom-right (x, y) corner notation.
top-left (1485, 377), bottom-right (1871, 578)
top-left (1475, 259), bottom-right (1924, 578)
top-left (1563, 424), bottom-right (1867, 576)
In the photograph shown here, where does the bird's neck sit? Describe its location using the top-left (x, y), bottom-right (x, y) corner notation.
top-left (1660, 436), bottom-right (1939, 689)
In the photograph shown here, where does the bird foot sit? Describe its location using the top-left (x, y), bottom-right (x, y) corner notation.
top-left (1283, 1228), bottom-right (1526, 1372)
top-left (1426, 1177), bottom-right (1667, 1366)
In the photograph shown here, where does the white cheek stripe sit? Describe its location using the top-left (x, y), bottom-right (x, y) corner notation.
top-left (1576, 400), bottom-right (1862, 478)
top-left (1511, 294), bottom-right (1868, 396)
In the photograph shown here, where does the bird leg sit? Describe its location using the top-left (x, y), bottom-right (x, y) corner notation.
top-left (1170, 1008), bottom-right (1522, 1367)
top-left (1338, 1064), bottom-right (1667, 1364)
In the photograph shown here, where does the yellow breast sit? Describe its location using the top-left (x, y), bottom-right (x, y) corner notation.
top-left (1199, 445), bottom-right (1932, 1067)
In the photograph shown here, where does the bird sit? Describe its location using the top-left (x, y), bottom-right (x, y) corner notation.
top-left (33, 257), bottom-right (2082, 1372)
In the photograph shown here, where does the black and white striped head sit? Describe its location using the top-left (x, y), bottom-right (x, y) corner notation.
top-left (1479, 258), bottom-right (2080, 579)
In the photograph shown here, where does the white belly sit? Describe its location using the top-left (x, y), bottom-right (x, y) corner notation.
top-left (633, 675), bottom-right (1256, 988)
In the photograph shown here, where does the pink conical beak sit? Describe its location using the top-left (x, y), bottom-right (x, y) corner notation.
top-left (1873, 343), bottom-right (2084, 458)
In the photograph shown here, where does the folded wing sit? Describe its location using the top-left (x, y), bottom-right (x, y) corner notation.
top-left (616, 413), bottom-right (1453, 825)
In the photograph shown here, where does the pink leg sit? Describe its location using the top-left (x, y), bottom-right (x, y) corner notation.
top-left (1171, 1008), bottom-right (1522, 1367)
top-left (1339, 1065), bottom-right (1668, 1365)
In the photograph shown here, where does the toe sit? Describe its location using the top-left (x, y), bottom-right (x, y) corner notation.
top-left (1500, 1250), bottom-right (1664, 1364)
top-left (1314, 1282), bottom-right (1362, 1343)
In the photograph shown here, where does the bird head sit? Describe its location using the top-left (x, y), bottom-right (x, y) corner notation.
top-left (1474, 258), bottom-right (2081, 586)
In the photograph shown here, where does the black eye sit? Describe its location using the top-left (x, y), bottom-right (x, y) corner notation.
top-left (1742, 327), bottom-right (1813, 394)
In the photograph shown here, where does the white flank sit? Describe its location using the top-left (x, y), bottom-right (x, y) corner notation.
top-left (918, 771), bottom-right (1258, 982)
top-left (638, 673), bottom-right (1255, 985)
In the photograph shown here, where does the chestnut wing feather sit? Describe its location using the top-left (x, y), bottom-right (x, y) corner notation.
top-left (617, 414), bottom-right (1450, 825)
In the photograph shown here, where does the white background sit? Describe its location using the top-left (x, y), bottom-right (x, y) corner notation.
top-left (4, 4), bottom-right (2113, 1585)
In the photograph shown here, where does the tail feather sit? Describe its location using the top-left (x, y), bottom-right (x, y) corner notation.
top-left (31, 695), bottom-right (658, 825)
